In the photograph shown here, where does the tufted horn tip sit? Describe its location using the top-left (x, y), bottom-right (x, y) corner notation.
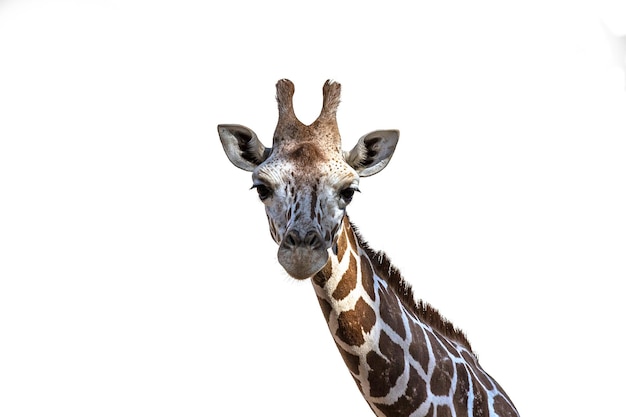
top-left (276, 78), bottom-right (295, 95)
top-left (276, 79), bottom-right (295, 115)
top-left (320, 79), bottom-right (341, 121)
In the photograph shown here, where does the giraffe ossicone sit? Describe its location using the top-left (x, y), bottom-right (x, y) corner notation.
top-left (218, 79), bottom-right (519, 417)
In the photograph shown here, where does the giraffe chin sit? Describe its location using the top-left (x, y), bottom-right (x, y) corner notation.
top-left (277, 248), bottom-right (329, 280)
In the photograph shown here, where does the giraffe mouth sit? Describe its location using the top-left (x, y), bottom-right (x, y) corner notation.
top-left (277, 246), bottom-right (329, 280)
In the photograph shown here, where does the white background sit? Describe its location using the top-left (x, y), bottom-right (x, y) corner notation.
top-left (1, 1), bottom-right (625, 416)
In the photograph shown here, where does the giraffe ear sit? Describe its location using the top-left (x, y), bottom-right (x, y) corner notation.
top-left (345, 130), bottom-right (399, 177)
top-left (218, 124), bottom-right (271, 172)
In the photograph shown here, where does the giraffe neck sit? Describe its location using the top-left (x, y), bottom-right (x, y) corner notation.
top-left (312, 217), bottom-right (519, 417)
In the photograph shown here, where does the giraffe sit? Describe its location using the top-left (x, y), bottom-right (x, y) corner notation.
top-left (217, 79), bottom-right (519, 417)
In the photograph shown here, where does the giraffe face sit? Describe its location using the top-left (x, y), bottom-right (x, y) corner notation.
top-left (218, 79), bottom-right (399, 280)
top-left (251, 141), bottom-right (360, 279)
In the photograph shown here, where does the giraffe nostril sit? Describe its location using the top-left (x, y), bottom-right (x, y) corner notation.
top-left (305, 231), bottom-right (323, 250)
top-left (283, 230), bottom-right (324, 250)
top-left (283, 230), bottom-right (301, 249)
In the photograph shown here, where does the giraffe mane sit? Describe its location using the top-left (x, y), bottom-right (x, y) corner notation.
top-left (349, 221), bottom-right (474, 352)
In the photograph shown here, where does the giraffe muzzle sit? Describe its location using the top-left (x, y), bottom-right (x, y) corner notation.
top-left (277, 229), bottom-right (329, 280)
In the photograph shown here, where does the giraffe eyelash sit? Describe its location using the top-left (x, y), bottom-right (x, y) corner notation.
top-left (340, 187), bottom-right (360, 202)
top-left (251, 183), bottom-right (272, 201)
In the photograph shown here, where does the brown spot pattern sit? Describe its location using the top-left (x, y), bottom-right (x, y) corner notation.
top-left (439, 336), bottom-right (460, 357)
top-left (471, 377), bottom-right (489, 417)
top-left (366, 330), bottom-right (405, 398)
top-left (430, 357), bottom-right (454, 396)
top-left (437, 405), bottom-right (453, 417)
top-left (360, 255), bottom-right (376, 301)
top-left (428, 332), bottom-right (454, 396)
top-left (493, 394), bottom-right (518, 417)
top-left (313, 260), bottom-right (333, 287)
top-left (335, 343), bottom-right (361, 376)
top-left (346, 223), bottom-right (358, 249)
top-left (336, 297), bottom-right (376, 346)
top-left (409, 323), bottom-right (430, 374)
top-left (453, 363), bottom-right (470, 417)
top-left (473, 365), bottom-right (495, 392)
top-left (317, 297), bottom-right (332, 323)
top-left (332, 254), bottom-right (357, 300)
top-left (378, 284), bottom-right (406, 339)
top-left (336, 226), bottom-right (348, 263)
top-left (461, 350), bottom-right (479, 368)
top-left (373, 365), bottom-right (427, 416)
top-left (366, 350), bottom-right (391, 398)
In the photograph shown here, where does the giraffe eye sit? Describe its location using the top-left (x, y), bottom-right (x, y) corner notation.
top-left (252, 184), bottom-right (272, 201)
top-left (340, 187), bottom-right (359, 203)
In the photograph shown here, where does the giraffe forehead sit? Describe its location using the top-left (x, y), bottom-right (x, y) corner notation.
top-left (282, 140), bottom-right (340, 166)
top-left (257, 144), bottom-right (356, 188)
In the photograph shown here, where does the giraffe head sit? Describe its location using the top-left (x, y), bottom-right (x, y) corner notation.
top-left (218, 79), bottom-right (398, 279)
